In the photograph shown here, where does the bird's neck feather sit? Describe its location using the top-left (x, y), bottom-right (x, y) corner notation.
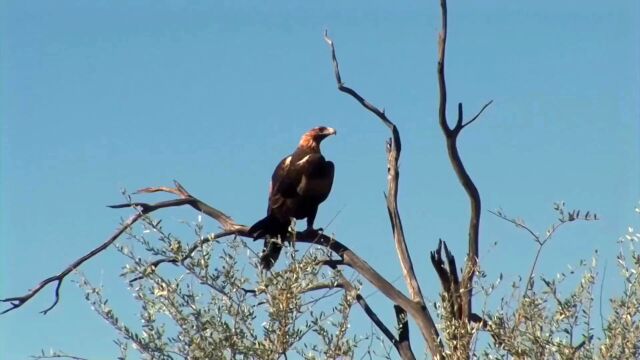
top-left (298, 135), bottom-right (320, 152)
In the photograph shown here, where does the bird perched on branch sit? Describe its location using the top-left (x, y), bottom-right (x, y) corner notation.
top-left (249, 126), bottom-right (336, 270)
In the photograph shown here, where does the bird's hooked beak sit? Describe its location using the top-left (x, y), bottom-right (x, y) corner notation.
top-left (302, 126), bottom-right (337, 146)
top-left (323, 127), bottom-right (337, 137)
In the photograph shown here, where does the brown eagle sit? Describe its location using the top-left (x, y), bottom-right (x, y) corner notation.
top-left (249, 126), bottom-right (336, 269)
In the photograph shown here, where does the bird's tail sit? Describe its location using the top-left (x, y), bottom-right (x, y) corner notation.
top-left (260, 239), bottom-right (283, 271)
top-left (248, 215), bottom-right (290, 270)
top-left (248, 214), bottom-right (290, 240)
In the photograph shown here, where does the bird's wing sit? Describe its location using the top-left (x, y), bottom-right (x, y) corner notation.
top-left (297, 156), bottom-right (334, 200)
top-left (268, 155), bottom-right (300, 210)
top-left (269, 152), bottom-right (334, 210)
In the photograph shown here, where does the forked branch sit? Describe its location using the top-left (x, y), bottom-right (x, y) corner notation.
top-left (489, 205), bottom-right (598, 296)
top-left (436, 0), bottom-right (492, 323)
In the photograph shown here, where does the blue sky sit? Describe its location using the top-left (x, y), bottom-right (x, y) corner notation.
top-left (1, 1), bottom-right (638, 358)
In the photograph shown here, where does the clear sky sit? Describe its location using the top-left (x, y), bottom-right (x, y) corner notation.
top-left (1, 1), bottom-right (638, 358)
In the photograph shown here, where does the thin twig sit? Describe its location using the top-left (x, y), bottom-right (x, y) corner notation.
top-left (488, 208), bottom-right (577, 296)
top-left (488, 210), bottom-right (539, 242)
top-left (462, 100), bottom-right (494, 130)
top-left (31, 353), bottom-right (89, 360)
top-left (599, 261), bottom-right (607, 335)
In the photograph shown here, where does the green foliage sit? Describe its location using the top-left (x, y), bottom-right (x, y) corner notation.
top-left (478, 203), bottom-right (640, 360)
top-left (56, 203), bottom-right (640, 359)
top-left (77, 214), bottom-right (365, 359)
top-left (599, 212), bottom-right (640, 358)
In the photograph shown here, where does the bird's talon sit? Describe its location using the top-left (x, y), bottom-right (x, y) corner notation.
top-left (303, 227), bottom-right (323, 234)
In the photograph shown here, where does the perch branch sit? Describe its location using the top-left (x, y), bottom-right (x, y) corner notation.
top-left (130, 224), bottom-right (425, 332)
top-left (3, 182), bottom-right (440, 360)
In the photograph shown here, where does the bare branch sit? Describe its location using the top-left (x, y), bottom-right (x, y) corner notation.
top-left (436, 0), bottom-right (484, 324)
top-left (325, 263), bottom-right (416, 360)
top-left (324, 30), bottom-right (443, 358)
top-left (135, 180), bottom-right (239, 231)
top-left (430, 240), bottom-right (462, 320)
top-left (461, 100), bottom-right (493, 130)
top-left (488, 209), bottom-right (555, 294)
top-left (324, 31), bottom-right (444, 359)
top-left (338, 277), bottom-right (398, 354)
top-left (599, 262), bottom-right (607, 336)
top-left (302, 282), bottom-right (346, 293)
top-left (488, 209), bottom-right (540, 242)
top-left (437, 0), bottom-right (450, 134)
top-left (323, 30), bottom-right (423, 305)
top-left (323, 31), bottom-right (392, 130)
top-left (489, 206), bottom-right (597, 297)
top-left (134, 185), bottom-right (187, 197)
top-left (1, 183), bottom-right (245, 315)
top-left (456, 102), bottom-right (464, 129)
top-left (1, 211), bottom-right (144, 315)
top-left (354, 293), bottom-right (406, 358)
top-left (31, 353), bottom-right (89, 360)
top-left (318, 259), bottom-right (346, 268)
top-left (112, 189), bottom-right (239, 232)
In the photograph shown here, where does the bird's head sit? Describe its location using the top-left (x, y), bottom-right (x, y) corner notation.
top-left (299, 126), bottom-right (337, 150)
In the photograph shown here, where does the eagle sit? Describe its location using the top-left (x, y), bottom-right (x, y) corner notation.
top-left (249, 126), bottom-right (336, 270)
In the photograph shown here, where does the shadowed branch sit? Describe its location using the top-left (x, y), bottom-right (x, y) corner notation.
top-left (326, 263), bottom-right (417, 360)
